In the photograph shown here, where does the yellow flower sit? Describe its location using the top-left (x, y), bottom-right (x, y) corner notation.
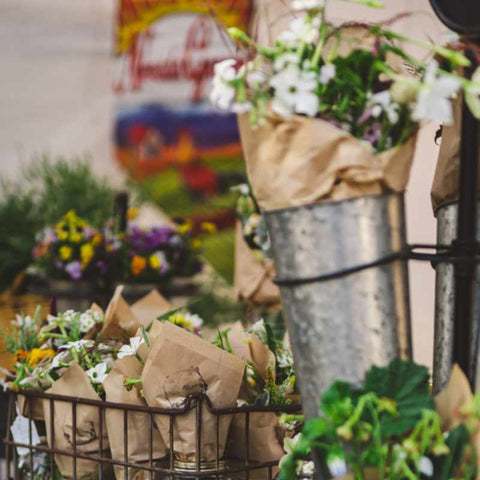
top-left (59, 246), bottom-right (73, 261)
top-left (169, 313), bottom-right (186, 327)
top-left (28, 348), bottom-right (55, 367)
top-left (127, 208), bottom-right (139, 220)
top-left (201, 222), bottom-right (217, 234)
top-left (81, 243), bottom-right (94, 266)
top-left (149, 254), bottom-right (161, 269)
top-left (191, 239), bottom-right (202, 250)
top-left (177, 220), bottom-right (193, 235)
top-left (57, 230), bottom-right (68, 241)
top-left (131, 255), bottom-right (147, 276)
top-left (70, 231), bottom-right (83, 243)
top-left (92, 233), bottom-right (103, 246)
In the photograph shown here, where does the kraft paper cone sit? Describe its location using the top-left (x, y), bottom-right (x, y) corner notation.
top-left (104, 356), bottom-right (167, 479)
top-left (131, 290), bottom-right (172, 328)
top-left (100, 286), bottom-right (140, 342)
top-left (43, 363), bottom-right (110, 479)
top-left (142, 322), bottom-right (245, 462)
top-left (431, 96), bottom-right (471, 211)
top-left (17, 395), bottom-right (44, 421)
top-left (228, 412), bottom-right (284, 479)
top-left (234, 223), bottom-right (281, 308)
top-left (224, 323), bottom-right (284, 469)
top-left (238, 114), bottom-right (418, 211)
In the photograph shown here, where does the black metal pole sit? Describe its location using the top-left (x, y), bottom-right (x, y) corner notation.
top-left (452, 49), bottom-right (480, 387)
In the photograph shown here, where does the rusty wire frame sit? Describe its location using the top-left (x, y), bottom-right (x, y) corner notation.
top-left (4, 389), bottom-right (302, 479)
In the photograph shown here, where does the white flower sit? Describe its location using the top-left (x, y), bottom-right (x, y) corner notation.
top-left (418, 456), bottom-right (433, 477)
top-left (270, 64), bottom-right (319, 117)
top-left (371, 91), bottom-right (400, 124)
top-left (51, 350), bottom-right (71, 369)
top-left (277, 349), bottom-right (294, 369)
top-left (278, 16), bottom-right (321, 48)
top-left (233, 183), bottom-right (250, 196)
top-left (412, 60), bottom-right (461, 125)
top-left (300, 461), bottom-right (315, 476)
top-left (319, 64), bottom-right (336, 85)
top-left (183, 312), bottom-right (203, 330)
top-left (79, 313), bottom-right (96, 333)
top-left (232, 101), bottom-right (253, 114)
top-left (251, 319), bottom-right (267, 342)
top-left (274, 53), bottom-right (299, 72)
top-left (292, 0), bottom-right (325, 10)
top-left (11, 314), bottom-right (34, 329)
top-left (86, 362), bottom-right (108, 384)
top-left (328, 455), bottom-right (348, 477)
top-left (210, 59), bottom-right (238, 110)
top-left (117, 336), bottom-right (145, 359)
top-left (63, 339), bottom-right (94, 352)
top-left (246, 69), bottom-right (267, 89)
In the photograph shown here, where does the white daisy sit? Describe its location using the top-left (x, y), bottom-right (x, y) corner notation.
top-left (117, 337), bottom-right (145, 359)
top-left (86, 362), bottom-right (108, 384)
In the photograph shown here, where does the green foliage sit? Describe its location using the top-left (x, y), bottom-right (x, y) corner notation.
top-left (0, 155), bottom-right (117, 292)
top-left (363, 359), bottom-right (435, 435)
top-left (23, 155), bottom-right (115, 228)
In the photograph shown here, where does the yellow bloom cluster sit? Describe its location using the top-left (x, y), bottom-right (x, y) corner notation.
top-left (28, 348), bottom-right (55, 367)
top-left (55, 210), bottom-right (88, 243)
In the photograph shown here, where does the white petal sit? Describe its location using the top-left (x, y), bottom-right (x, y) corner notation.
top-left (271, 98), bottom-right (294, 117)
top-left (295, 92), bottom-right (319, 117)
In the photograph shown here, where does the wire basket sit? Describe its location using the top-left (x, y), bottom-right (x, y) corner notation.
top-left (3, 389), bottom-right (301, 479)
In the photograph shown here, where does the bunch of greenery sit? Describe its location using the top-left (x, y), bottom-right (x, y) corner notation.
top-left (279, 360), bottom-right (476, 479)
top-left (0, 155), bottom-right (116, 292)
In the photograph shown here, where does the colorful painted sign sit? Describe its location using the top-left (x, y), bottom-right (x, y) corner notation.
top-left (114, 0), bottom-right (251, 237)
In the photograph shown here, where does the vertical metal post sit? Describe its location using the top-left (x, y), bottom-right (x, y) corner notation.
top-left (452, 49), bottom-right (480, 386)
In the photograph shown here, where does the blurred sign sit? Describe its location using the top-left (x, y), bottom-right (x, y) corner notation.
top-left (113, 0), bottom-right (251, 234)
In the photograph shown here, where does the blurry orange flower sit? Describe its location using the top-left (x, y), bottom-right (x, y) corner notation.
top-left (127, 208), bottom-right (139, 220)
top-left (15, 350), bottom-right (28, 362)
top-left (131, 255), bottom-right (147, 276)
top-left (92, 233), bottom-right (103, 246)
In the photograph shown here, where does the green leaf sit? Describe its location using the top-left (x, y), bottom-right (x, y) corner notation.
top-left (435, 424), bottom-right (470, 479)
top-left (341, 0), bottom-right (384, 7)
top-left (320, 381), bottom-right (355, 426)
top-left (363, 359), bottom-right (435, 436)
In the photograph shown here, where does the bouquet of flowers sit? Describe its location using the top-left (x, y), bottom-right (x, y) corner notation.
top-left (279, 360), bottom-right (480, 479)
top-left (31, 210), bottom-right (109, 282)
top-left (211, 0), bottom-right (480, 210)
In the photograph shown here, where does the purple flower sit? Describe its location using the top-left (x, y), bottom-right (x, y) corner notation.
top-left (96, 260), bottom-right (107, 275)
top-left (127, 225), bottom-right (176, 251)
top-left (363, 123), bottom-right (381, 146)
top-left (65, 261), bottom-right (82, 280)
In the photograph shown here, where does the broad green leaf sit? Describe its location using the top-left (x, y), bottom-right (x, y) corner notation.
top-left (363, 359), bottom-right (435, 436)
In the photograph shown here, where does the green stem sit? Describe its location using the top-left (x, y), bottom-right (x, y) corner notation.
top-left (135, 352), bottom-right (145, 366)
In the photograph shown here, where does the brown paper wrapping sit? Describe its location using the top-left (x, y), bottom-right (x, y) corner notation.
top-left (131, 290), bottom-right (172, 328)
top-left (43, 363), bottom-right (110, 479)
top-left (431, 97), bottom-right (469, 211)
top-left (233, 223), bottom-right (281, 308)
top-left (238, 114), bottom-right (418, 211)
top-left (224, 323), bottom-right (284, 469)
top-left (104, 356), bottom-right (167, 479)
top-left (141, 322), bottom-right (245, 462)
top-left (99, 286), bottom-right (140, 342)
top-left (17, 394), bottom-right (45, 421)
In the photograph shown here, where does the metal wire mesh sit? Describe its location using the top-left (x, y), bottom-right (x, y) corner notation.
top-left (4, 389), bottom-right (301, 479)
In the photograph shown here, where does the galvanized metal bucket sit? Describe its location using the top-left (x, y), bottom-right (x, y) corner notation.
top-left (264, 193), bottom-right (412, 421)
top-left (433, 201), bottom-right (480, 393)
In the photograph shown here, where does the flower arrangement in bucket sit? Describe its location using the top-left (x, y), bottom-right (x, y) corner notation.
top-left (211, 0), bottom-right (480, 210)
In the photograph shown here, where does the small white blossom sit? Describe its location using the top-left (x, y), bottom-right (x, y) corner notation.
top-left (86, 362), bottom-right (108, 384)
top-left (270, 64), bottom-right (319, 117)
top-left (371, 91), bottom-right (400, 124)
top-left (118, 337), bottom-right (145, 359)
top-left (319, 64), bottom-right (336, 85)
top-left (412, 60), bottom-right (461, 125)
top-left (277, 349), bottom-right (294, 369)
top-left (278, 16), bottom-right (322, 48)
top-left (232, 101), bottom-right (253, 114)
top-left (327, 455), bottom-right (348, 477)
top-left (51, 351), bottom-right (71, 369)
top-left (292, 0), bottom-right (325, 10)
top-left (300, 460), bottom-right (315, 477)
top-left (183, 312), bottom-right (204, 330)
top-left (11, 314), bottom-right (34, 329)
top-left (63, 339), bottom-right (94, 352)
top-left (246, 69), bottom-right (267, 89)
top-left (79, 313), bottom-right (96, 333)
top-left (418, 456), bottom-right (433, 477)
top-left (274, 53), bottom-right (299, 72)
top-left (210, 59), bottom-right (238, 110)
